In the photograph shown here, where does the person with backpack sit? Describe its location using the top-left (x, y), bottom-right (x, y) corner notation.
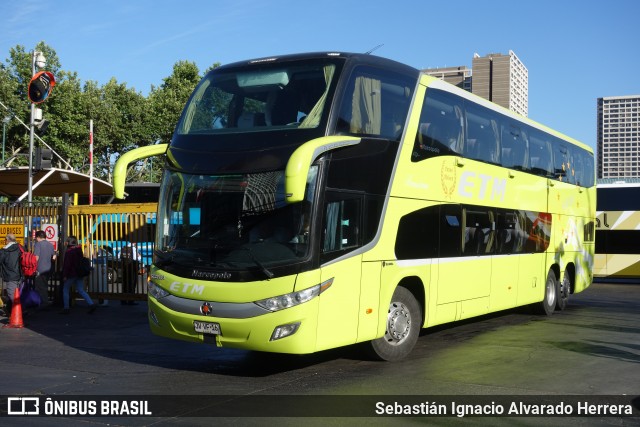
top-left (0, 233), bottom-right (22, 317)
top-left (60, 236), bottom-right (97, 315)
top-left (33, 230), bottom-right (56, 308)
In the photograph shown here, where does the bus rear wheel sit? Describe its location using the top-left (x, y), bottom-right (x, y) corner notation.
top-left (368, 287), bottom-right (421, 361)
top-left (536, 270), bottom-right (557, 316)
top-left (556, 270), bottom-right (572, 311)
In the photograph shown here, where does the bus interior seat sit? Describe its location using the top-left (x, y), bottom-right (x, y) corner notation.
top-left (237, 113), bottom-right (266, 128)
top-left (237, 113), bottom-right (255, 128)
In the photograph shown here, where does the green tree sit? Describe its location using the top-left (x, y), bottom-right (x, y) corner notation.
top-left (0, 58), bottom-right (21, 164)
top-left (91, 78), bottom-right (149, 180)
top-left (1, 42), bottom-right (224, 185)
top-left (147, 60), bottom-right (201, 145)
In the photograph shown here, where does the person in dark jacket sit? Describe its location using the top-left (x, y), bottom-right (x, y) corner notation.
top-left (60, 236), bottom-right (97, 314)
top-left (0, 233), bottom-right (22, 316)
top-left (33, 230), bottom-right (56, 308)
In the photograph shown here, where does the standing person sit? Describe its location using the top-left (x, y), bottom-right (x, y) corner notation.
top-left (0, 233), bottom-right (22, 317)
top-left (33, 230), bottom-right (56, 309)
top-left (61, 236), bottom-right (97, 314)
top-left (120, 243), bottom-right (140, 305)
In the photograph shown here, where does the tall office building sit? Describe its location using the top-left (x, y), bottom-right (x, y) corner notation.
top-left (422, 66), bottom-right (472, 91)
top-left (597, 95), bottom-right (640, 179)
top-left (424, 51), bottom-right (528, 117)
top-left (471, 51), bottom-right (528, 117)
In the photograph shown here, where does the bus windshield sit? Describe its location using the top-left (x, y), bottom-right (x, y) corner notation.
top-left (177, 61), bottom-right (337, 135)
top-left (155, 167), bottom-right (317, 274)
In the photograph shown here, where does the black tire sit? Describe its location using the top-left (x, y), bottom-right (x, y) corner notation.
top-left (368, 287), bottom-right (422, 361)
top-left (536, 270), bottom-right (557, 316)
top-left (556, 270), bottom-right (571, 311)
top-left (107, 267), bottom-right (117, 283)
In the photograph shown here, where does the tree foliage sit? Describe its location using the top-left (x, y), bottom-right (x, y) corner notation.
top-left (0, 42), bottom-right (210, 183)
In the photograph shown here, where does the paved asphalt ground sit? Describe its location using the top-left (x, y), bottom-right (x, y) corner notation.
top-left (0, 281), bottom-right (638, 426)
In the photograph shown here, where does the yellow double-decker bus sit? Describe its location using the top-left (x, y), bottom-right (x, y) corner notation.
top-left (114, 52), bottom-right (596, 360)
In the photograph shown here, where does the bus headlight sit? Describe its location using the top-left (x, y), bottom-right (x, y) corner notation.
top-left (254, 278), bottom-right (333, 312)
top-left (148, 281), bottom-right (170, 300)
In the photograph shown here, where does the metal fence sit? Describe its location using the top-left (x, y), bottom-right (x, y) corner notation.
top-left (0, 201), bottom-right (157, 305)
top-left (68, 202), bottom-right (157, 302)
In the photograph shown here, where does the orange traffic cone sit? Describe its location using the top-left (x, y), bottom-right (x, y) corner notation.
top-left (4, 288), bottom-right (24, 328)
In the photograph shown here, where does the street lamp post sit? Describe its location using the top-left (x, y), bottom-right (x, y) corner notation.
top-left (27, 50), bottom-right (46, 203)
top-left (2, 115), bottom-right (10, 165)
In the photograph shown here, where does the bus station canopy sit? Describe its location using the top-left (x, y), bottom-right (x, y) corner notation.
top-left (0, 167), bottom-right (113, 200)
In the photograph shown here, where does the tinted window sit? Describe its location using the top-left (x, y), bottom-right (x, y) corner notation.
top-left (596, 230), bottom-right (640, 254)
top-left (553, 141), bottom-right (574, 184)
top-left (463, 207), bottom-right (494, 255)
top-left (336, 66), bottom-right (413, 141)
top-left (395, 206), bottom-right (439, 259)
top-left (410, 88), bottom-right (594, 187)
top-left (394, 204), bottom-right (553, 260)
top-left (495, 210), bottom-right (519, 254)
top-left (413, 89), bottom-right (464, 161)
top-left (464, 102), bottom-right (500, 165)
top-left (501, 122), bottom-right (528, 171)
top-left (529, 131), bottom-right (553, 178)
top-left (321, 193), bottom-right (362, 263)
top-left (574, 148), bottom-right (595, 187)
top-left (440, 205), bottom-right (462, 257)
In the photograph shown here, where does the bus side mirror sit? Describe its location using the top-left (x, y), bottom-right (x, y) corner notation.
top-left (285, 136), bottom-right (361, 203)
top-left (113, 144), bottom-right (168, 199)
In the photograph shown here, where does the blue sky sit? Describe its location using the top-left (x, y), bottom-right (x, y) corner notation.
top-left (1, 0), bottom-right (639, 151)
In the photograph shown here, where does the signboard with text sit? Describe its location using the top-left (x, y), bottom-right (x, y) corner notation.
top-left (0, 224), bottom-right (25, 246)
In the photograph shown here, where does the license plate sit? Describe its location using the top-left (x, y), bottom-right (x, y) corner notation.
top-left (194, 320), bottom-right (221, 335)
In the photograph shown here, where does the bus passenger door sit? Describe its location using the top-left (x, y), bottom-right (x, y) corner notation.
top-left (316, 194), bottom-right (363, 351)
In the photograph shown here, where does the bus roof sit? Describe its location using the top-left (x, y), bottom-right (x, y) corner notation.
top-left (215, 51), bottom-right (419, 75)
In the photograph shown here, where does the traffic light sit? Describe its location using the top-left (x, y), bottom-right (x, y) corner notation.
top-left (35, 146), bottom-right (53, 170)
top-left (33, 108), bottom-right (49, 136)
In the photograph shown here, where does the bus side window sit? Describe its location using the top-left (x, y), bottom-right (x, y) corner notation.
top-left (465, 102), bottom-right (500, 165)
top-left (501, 123), bottom-right (528, 171)
top-left (495, 210), bottom-right (517, 254)
top-left (529, 132), bottom-right (553, 178)
top-left (413, 89), bottom-right (463, 162)
top-left (321, 195), bottom-right (361, 262)
top-left (440, 205), bottom-right (462, 257)
top-left (553, 141), bottom-right (575, 184)
top-left (463, 207), bottom-right (494, 256)
top-left (336, 66), bottom-right (413, 139)
top-left (577, 150), bottom-right (595, 187)
top-left (395, 206), bottom-right (439, 259)
top-left (573, 147), bottom-right (585, 187)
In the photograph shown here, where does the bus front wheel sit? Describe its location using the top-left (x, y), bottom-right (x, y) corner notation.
top-left (536, 270), bottom-right (558, 316)
top-left (368, 286), bottom-right (421, 361)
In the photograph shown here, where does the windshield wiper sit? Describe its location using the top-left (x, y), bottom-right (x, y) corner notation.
top-left (241, 247), bottom-right (274, 280)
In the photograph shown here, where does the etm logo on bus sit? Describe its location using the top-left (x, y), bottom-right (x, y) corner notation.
top-left (458, 171), bottom-right (506, 202)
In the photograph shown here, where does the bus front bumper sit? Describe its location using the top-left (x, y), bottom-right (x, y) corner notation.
top-left (147, 296), bottom-right (320, 354)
